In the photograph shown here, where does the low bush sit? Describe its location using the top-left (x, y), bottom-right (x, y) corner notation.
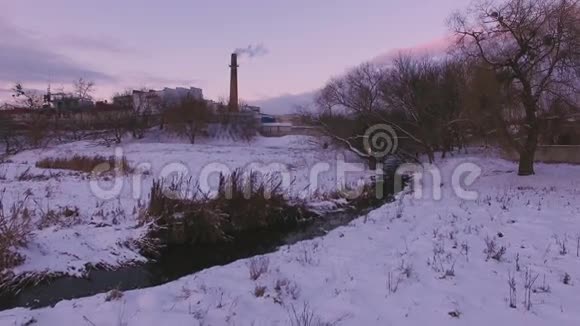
top-left (37, 205), bottom-right (81, 229)
top-left (36, 155), bottom-right (133, 174)
top-left (348, 168), bottom-right (408, 210)
top-left (253, 285), bottom-right (267, 297)
top-left (287, 302), bottom-right (337, 326)
top-left (248, 256), bottom-right (270, 281)
top-left (0, 199), bottom-right (33, 273)
top-left (142, 169), bottom-right (312, 248)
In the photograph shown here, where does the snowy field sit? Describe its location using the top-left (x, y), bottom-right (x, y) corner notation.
top-left (0, 135), bottom-right (371, 281)
top-left (2, 155), bottom-right (579, 325)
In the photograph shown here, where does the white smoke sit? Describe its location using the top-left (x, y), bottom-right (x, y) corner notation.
top-left (234, 44), bottom-right (268, 58)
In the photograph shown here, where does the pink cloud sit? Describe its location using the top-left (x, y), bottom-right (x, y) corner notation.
top-left (371, 35), bottom-right (455, 64)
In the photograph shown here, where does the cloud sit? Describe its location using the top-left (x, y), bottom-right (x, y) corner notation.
top-left (250, 36), bottom-right (455, 115)
top-left (0, 43), bottom-right (115, 83)
top-left (0, 18), bottom-right (115, 84)
top-left (250, 90), bottom-right (317, 115)
top-left (371, 35), bottom-right (454, 64)
top-left (118, 72), bottom-right (204, 90)
top-left (52, 34), bottom-right (133, 53)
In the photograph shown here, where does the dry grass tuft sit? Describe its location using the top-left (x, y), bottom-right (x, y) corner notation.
top-left (37, 205), bottom-right (81, 229)
top-left (287, 302), bottom-right (339, 326)
top-left (248, 256), bottom-right (270, 281)
top-left (253, 285), bottom-right (267, 297)
top-left (142, 169), bottom-right (313, 247)
top-left (105, 288), bottom-right (124, 302)
top-left (36, 155), bottom-right (133, 174)
top-left (0, 198), bottom-right (33, 273)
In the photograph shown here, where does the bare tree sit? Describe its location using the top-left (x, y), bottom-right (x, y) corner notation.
top-left (72, 78), bottom-right (95, 102)
top-left (316, 57), bottom-right (473, 165)
top-left (0, 114), bottom-right (19, 154)
top-left (11, 83), bottom-right (43, 109)
top-left (165, 97), bottom-right (213, 144)
top-left (380, 55), bottom-right (468, 162)
top-left (315, 63), bottom-right (394, 167)
top-left (451, 0), bottom-right (580, 175)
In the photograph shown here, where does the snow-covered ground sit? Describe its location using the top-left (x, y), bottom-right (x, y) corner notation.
top-left (2, 155), bottom-right (579, 325)
top-left (0, 135), bottom-right (371, 281)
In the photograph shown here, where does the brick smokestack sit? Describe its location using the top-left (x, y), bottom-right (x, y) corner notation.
top-left (228, 53), bottom-right (239, 112)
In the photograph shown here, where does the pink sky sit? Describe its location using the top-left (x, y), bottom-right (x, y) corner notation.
top-left (0, 0), bottom-right (466, 105)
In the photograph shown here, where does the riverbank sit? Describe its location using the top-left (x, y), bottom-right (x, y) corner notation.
top-left (0, 135), bottom-right (374, 293)
top-left (2, 155), bottom-right (579, 325)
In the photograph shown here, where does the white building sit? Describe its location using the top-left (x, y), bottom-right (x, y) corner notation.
top-left (131, 87), bottom-right (203, 114)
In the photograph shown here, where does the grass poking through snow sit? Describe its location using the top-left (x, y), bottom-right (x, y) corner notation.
top-left (36, 155), bottom-right (133, 174)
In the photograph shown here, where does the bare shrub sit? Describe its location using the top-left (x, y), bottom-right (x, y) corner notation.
top-left (16, 167), bottom-right (61, 182)
top-left (441, 261), bottom-right (456, 279)
top-left (288, 302), bottom-right (338, 326)
top-left (534, 274), bottom-right (551, 293)
top-left (491, 246), bottom-right (506, 261)
top-left (495, 193), bottom-right (512, 211)
top-left (165, 97), bottom-right (213, 144)
top-left (461, 242), bottom-right (470, 262)
top-left (430, 240), bottom-right (457, 278)
top-left (0, 198), bottom-right (33, 272)
top-left (23, 111), bottom-right (52, 148)
top-left (253, 285), bottom-right (267, 297)
top-left (0, 114), bottom-right (20, 155)
top-left (36, 155), bottom-right (133, 174)
top-left (523, 267), bottom-right (539, 311)
top-left (576, 235), bottom-right (580, 257)
top-left (484, 236), bottom-right (506, 261)
top-left (143, 179), bottom-right (229, 246)
top-left (508, 271), bottom-right (517, 309)
top-left (93, 109), bottom-right (134, 145)
top-left (448, 310), bottom-right (461, 318)
top-left (387, 271), bottom-right (401, 294)
top-left (248, 256), bottom-right (270, 281)
top-left (143, 170), bottom-right (312, 248)
top-left (555, 235), bottom-right (568, 255)
top-left (397, 259), bottom-right (413, 279)
top-left (563, 272), bottom-right (571, 285)
top-left (105, 288), bottom-right (124, 302)
top-left (36, 205), bottom-right (81, 229)
top-left (210, 108), bottom-right (258, 142)
top-left (296, 242), bottom-right (320, 266)
top-left (274, 278), bottom-right (301, 301)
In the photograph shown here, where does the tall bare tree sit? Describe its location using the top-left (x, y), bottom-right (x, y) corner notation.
top-left (315, 63), bottom-right (390, 167)
top-left (72, 78), bottom-right (95, 102)
top-left (315, 59), bottom-right (468, 165)
top-left (380, 55), bottom-right (468, 162)
top-left (451, 0), bottom-right (580, 175)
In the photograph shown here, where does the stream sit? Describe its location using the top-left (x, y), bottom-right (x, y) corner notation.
top-left (0, 158), bottom-right (404, 311)
top-left (0, 204), bottom-right (385, 311)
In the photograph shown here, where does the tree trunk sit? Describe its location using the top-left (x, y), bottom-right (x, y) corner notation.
top-left (518, 128), bottom-right (538, 176)
top-left (518, 149), bottom-right (535, 176)
top-left (367, 156), bottom-right (377, 170)
top-left (518, 91), bottom-right (539, 176)
top-left (426, 147), bottom-right (435, 163)
top-left (189, 129), bottom-right (196, 144)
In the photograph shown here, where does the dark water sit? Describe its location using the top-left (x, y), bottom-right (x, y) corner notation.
top-left (0, 206), bottom-right (378, 310)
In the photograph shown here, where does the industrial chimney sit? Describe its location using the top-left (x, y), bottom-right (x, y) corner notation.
top-left (228, 53), bottom-right (239, 112)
